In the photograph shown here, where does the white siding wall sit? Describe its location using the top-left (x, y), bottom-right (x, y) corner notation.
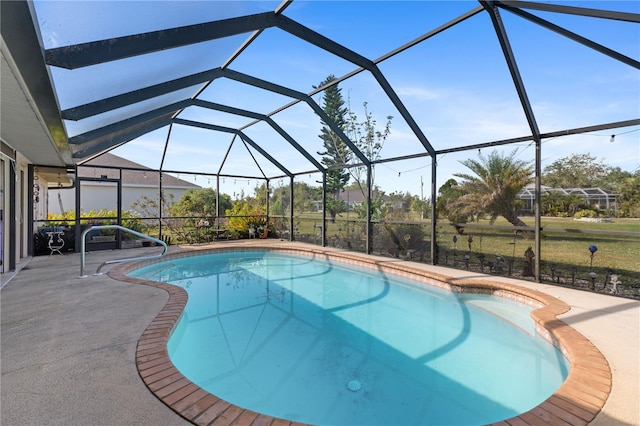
top-left (49, 183), bottom-right (193, 216)
top-left (1, 149), bottom-right (40, 273)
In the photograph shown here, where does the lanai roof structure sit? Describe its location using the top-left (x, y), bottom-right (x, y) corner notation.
top-left (3, 0), bottom-right (637, 171)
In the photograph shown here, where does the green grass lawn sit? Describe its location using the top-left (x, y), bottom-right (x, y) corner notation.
top-left (437, 217), bottom-right (639, 272)
top-left (292, 213), bottom-right (639, 295)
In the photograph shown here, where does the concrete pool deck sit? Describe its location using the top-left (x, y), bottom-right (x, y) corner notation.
top-left (1, 240), bottom-right (638, 425)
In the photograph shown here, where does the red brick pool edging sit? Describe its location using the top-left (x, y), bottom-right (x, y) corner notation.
top-left (109, 244), bottom-right (611, 426)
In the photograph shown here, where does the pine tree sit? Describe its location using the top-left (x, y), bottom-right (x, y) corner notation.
top-left (316, 75), bottom-right (351, 197)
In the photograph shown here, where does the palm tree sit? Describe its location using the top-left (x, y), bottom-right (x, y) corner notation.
top-left (454, 150), bottom-right (533, 228)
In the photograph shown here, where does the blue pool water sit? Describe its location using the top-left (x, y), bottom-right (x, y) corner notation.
top-left (129, 251), bottom-right (570, 425)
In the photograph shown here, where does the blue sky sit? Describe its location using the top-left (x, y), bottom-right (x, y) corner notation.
top-left (34, 1), bottom-right (639, 199)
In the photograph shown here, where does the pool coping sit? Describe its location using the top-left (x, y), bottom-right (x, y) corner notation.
top-left (109, 244), bottom-right (612, 426)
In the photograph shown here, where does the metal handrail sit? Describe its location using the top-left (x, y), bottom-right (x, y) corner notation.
top-left (80, 225), bottom-right (168, 278)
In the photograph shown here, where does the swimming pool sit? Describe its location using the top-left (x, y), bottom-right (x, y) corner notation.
top-left (129, 249), bottom-right (570, 425)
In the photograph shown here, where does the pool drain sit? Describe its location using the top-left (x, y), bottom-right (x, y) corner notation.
top-left (347, 380), bottom-right (362, 392)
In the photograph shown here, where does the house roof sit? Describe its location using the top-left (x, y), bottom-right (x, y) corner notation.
top-left (78, 152), bottom-right (199, 188)
top-left (336, 189), bottom-right (390, 204)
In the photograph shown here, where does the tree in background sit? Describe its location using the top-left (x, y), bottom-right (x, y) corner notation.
top-left (454, 150), bottom-right (533, 228)
top-left (129, 192), bottom-right (176, 237)
top-left (344, 101), bottom-right (393, 219)
top-left (158, 188), bottom-right (231, 242)
top-left (616, 169), bottom-right (640, 218)
top-left (293, 182), bottom-right (323, 212)
top-left (268, 181), bottom-right (323, 214)
top-left (316, 75), bottom-right (351, 220)
top-left (411, 196), bottom-right (431, 219)
top-left (315, 76), bottom-right (393, 221)
top-left (129, 189), bottom-right (231, 242)
top-left (239, 182), bottom-right (269, 212)
top-left (600, 166), bottom-right (634, 192)
top-left (170, 188), bottom-right (232, 219)
top-left (130, 192), bottom-right (174, 220)
top-left (542, 153), bottom-right (610, 188)
top-left (541, 153), bottom-right (640, 217)
top-left (225, 183), bottom-right (269, 234)
top-left (382, 190), bottom-right (428, 219)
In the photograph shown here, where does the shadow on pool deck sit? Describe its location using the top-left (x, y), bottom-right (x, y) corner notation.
top-left (1, 240), bottom-right (638, 425)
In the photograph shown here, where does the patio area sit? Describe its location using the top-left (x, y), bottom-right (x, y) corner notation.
top-left (1, 241), bottom-right (638, 425)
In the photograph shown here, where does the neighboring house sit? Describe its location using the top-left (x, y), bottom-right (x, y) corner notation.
top-left (518, 185), bottom-right (619, 214)
top-left (48, 153), bottom-right (200, 216)
top-left (336, 189), bottom-right (399, 209)
top-left (312, 189), bottom-right (400, 212)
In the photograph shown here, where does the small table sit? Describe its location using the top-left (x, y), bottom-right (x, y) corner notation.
top-left (194, 220), bottom-right (210, 243)
top-left (46, 231), bottom-right (65, 255)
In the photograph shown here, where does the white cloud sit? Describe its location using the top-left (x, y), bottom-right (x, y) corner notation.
top-left (395, 85), bottom-right (444, 101)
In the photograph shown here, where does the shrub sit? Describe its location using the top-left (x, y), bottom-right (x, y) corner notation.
top-left (44, 209), bottom-right (145, 238)
top-left (374, 222), bottom-right (428, 258)
top-left (226, 202), bottom-right (268, 236)
top-left (574, 209), bottom-right (597, 219)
